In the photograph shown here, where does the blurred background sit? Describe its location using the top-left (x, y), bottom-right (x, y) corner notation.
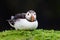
top-left (0, 0), bottom-right (60, 31)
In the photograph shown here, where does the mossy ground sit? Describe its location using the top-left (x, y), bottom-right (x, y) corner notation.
top-left (0, 29), bottom-right (60, 40)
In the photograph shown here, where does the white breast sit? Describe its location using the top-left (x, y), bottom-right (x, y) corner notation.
top-left (14, 19), bottom-right (38, 30)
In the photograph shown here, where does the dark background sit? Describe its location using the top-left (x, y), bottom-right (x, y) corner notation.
top-left (0, 0), bottom-right (60, 31)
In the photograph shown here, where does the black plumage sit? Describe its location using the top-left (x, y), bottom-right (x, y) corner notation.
top-left (7, 13), bottom-right (26, 25)
top-left (14, 13), bottom-right (26, 19)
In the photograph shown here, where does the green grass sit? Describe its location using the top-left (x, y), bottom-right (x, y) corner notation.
top-left (0, 29), bottom-right (60, 40)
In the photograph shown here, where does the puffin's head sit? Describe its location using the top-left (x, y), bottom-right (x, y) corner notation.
top-left (25, 10), bottom-right (37, 22)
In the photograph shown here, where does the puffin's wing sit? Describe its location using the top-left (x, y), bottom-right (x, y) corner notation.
top-left (7, 13), bottom-right (26, 24)
top-left (14, 13), bottom-right (21, 19)
top-left (21, 13), bottom-right (26, 18)
top-left (14, 13), bottom-right (26, 19)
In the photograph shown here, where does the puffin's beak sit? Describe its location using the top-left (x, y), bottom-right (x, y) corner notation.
top-left (31, 15), bottom-right (34, 22)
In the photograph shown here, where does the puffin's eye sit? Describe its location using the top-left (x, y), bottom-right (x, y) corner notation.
top-left (27, 13), bottom-right (29, 15)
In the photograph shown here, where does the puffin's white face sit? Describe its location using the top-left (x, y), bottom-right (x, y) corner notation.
top-left (25, 10), bottom-right (36, 22)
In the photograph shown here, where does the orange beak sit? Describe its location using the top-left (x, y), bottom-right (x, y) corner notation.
top-left (31, 15), bottom-right (34, 22)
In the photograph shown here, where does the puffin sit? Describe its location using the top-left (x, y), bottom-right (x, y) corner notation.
top-left (7, 10), bottom-right (38, 30)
